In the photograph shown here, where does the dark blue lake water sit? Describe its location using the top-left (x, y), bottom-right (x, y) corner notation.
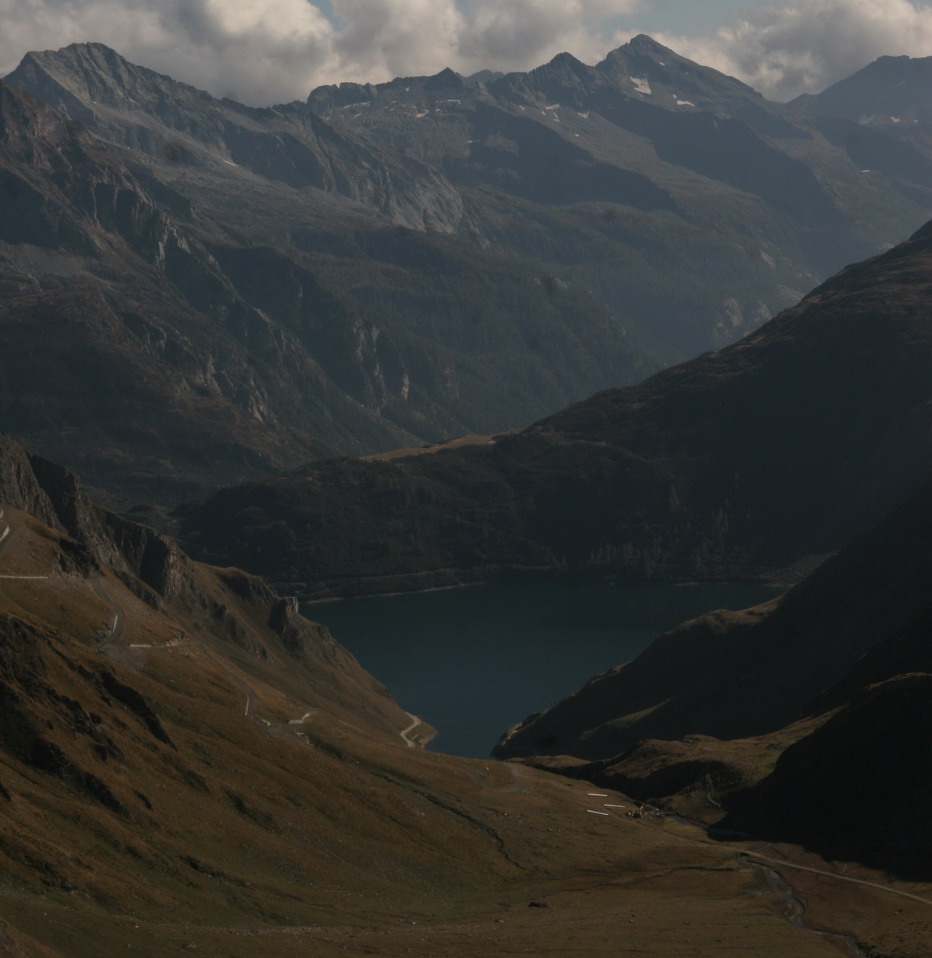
top-left (306, 581), bottom-right (780, 758)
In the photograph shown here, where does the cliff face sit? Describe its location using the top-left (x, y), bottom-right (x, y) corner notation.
top-left (0, 65), bottom-right (654, 506)
top-left (0, 433), bottom-right (58, 528)
top-left (0, 430), bottom-right (377, 691)
top-left (0, 80), bottom-right (346, 505)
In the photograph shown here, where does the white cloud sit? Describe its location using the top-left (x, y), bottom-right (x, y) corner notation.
top-left (656, 0), bottom-right (932, 101)
top-left (0, 0), bottom-right (929, 105)
top-left (331, 0), bottom-right (464, 79)
top-left (0, 0), bottom-right (644, 104)
top-left (0, 0), bottom-right (339, 103)
top-left (459, 0), bottom-right (642, 70)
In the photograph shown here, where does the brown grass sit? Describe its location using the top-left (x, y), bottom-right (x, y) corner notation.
top-left (1, 510), bottom-right (929, 957)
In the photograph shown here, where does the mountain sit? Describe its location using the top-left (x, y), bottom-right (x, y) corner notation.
top-left (177, 218), bottom-right (932, 598)
top-left (495, 471), bottom-right (932, 879)
top-left (792, 53), bottom-right (932, 158)
top-left (307, 34), bottom-right (932, 339)
top-left (495, 466), bottom-right (932, 756)
top-left (9, 432), bottom-right (921, 956)
top-left (5, 40), bottom-right (932, 506)
top-left (0, 78), bottom-right (396, 506)
top-left (7, 41), bottom-right (464, 229)
top-left (0, 54), bottom-right (653, 507)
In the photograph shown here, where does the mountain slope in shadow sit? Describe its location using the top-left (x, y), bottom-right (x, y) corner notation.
top-left (179, 219), bottom-right (932, 597)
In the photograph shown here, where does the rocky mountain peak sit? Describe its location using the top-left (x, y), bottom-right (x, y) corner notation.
top-left (599, 34), bottom-right (679, 72)
top-left (489, 49), bottom-right (599, 105)
top-left (597, 33), bottom-right (762, 104)
top-left (622, 34), bottom-right (675, 57)
top-left (536, 50), bottom-right (595, 87)
top-left (423, 66), bottom-right (469, 91)
top-left (791, 52), bottom-right (932, 129)
top-left (6, 42), bottom-right (187, 121)
top-left (306, 80), bottom-right (378, 113)
top-left (309, 65), bottom-right (475, 114)
top-left (546, 51), bottom-right (588, 71)
top-left (5, 39), bottom-right (932, 510)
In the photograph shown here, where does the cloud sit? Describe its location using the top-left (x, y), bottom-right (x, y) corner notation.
top-left (330, 0), bottom-right (465, 79)
top-left (656, 0), bottom-right (932, 101)
top-left (459, 0), bottom-right (642, 70)
top-left (0, 0), bottom-right (929, 105)
top-left (0, 0), bottom-right (643, 104)
top-left (0, 0), bottom-right (339, 104)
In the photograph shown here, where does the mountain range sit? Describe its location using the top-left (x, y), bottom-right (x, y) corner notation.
top-left (167, 181), bottom-right (932, 884)
top-left (793, 51), bottom-right (932, 156)
top-left (4, 38), bottom-right (932, 507)
top-left (177, 216), bottom-right (932, 597)
top-left (4, 37), bottom-right (932, 956)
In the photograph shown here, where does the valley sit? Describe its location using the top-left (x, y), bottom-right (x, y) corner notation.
top-left (3, 28), bottom-right (932, 958)
top-left (177, 216), bottom-right (932, 599)
top-left (307, 580), bottom-right (780, 757)
top-left (0, 451), bottom-right (930, 956)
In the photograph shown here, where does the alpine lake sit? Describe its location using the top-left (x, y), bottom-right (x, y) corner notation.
top-left (306, 580), bottom-right (781, 758)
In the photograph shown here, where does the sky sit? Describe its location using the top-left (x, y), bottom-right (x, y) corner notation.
top-left (1, 0), bottom-right (932, 106)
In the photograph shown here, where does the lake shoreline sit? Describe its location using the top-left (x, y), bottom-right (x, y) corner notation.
top-left (306, 581), bottom-right (784, 758)
top-left (296, 563), bottom-right (805, 605)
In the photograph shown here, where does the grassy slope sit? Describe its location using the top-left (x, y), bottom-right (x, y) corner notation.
top-left (2, 508), bottom-right (930, 956)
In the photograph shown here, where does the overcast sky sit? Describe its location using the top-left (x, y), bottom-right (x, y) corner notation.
top-left (1, 0), bottom-right (931, 106)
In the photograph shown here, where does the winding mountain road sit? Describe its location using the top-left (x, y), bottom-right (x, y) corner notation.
top-left (192, 641), bottom-right (256, 717)
top-left (399, 711), bottom-right (438, 749)
top-left (400, 712), bottom-right (422, 748)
